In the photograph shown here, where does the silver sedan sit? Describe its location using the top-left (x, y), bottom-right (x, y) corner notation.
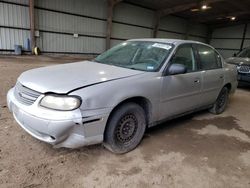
top-left (7, 39), bottom-right (238, 153)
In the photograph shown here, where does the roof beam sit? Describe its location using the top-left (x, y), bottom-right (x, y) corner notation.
top-left (153, 0), bottom-right (227, 38)
top-left (227, 1), bottom-right (250, 12)
top-left (195, 11), bottom-right (250, 23)
top-left (158, 0), bottom-right (227, 18)
top-left (211, 19), bottom-right (250, 29)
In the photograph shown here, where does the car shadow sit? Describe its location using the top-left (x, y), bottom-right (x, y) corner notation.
top-left (237, 83), bottom-right (250, 91)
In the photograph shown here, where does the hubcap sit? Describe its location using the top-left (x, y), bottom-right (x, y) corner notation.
top-left (115, 114), bottom-right (138, 143)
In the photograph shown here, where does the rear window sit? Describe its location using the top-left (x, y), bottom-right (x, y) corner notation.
top-left (197, 44), bottom-right (222, 70)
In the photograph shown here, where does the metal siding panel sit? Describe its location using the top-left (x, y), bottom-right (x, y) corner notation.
top-left (36, 9), bottom-right (106, 37)
top-left (210, 39), bottom-right (242, 49)
top-left (243, 40), bottom-right (250, 48)
top-left (112, 23), bottom-right (152, 39)
top-left (245, 24), bottom-right (250, 38)
top-left (36, 0), bottom-right (107, 20)
top-left (0, 2), bottom-right (30, 51)
top-left (2, 0), bottom-right (29, 5)
top-left (0, 0), bottom-right (211, 54)
top-left (189, 24), bottom-right (207, 37)
top-left (157, 31), bottom-right (184, 39)
top-left (0, 2), bottom-right (29, 28)
top-left (0, 4), bottom-right (4, 26)
top-left (111, 39), bottom-right (123, 47)
top-left (40, 32), bottom-right (105, 53)
top-left (0, 28), bottom-right (29, 50)
top-left (113, 3), bottom-right (154, 27)
top-left (0, 28), bottom-right (6, 49)
top-left (216, 49), bottom-right (237, 59)
top-left (160, 16), bottom-right (187, 32)
top-left (187, 36), bottom-right (206, 43)
top-left (212, 25), bottom-right (245, 38)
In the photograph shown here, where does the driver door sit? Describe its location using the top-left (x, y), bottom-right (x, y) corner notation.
top-left (159, 44), bottom-right (203, 119)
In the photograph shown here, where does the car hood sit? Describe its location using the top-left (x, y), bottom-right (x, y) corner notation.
top-left (226, 57), bottom-right (250, 65)
top-left (18, 61), bottom-right (145, 93)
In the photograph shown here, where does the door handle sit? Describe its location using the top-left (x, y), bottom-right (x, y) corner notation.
top-left (219, 75), bottom-right (224, 79)
top-left (194, 79), bottom-right (200, 83)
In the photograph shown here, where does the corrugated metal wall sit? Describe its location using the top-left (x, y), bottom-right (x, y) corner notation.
top-left (35, 0), bottom-right (107, 54)
top-left (0, 1), bottom-right (29, 52)
top-left (210, 24), bottom-right (250, 58)
top-left (0, 0), bottom-right (208, 55)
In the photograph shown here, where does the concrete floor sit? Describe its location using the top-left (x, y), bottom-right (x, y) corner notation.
top-left (0, 55), bottom-right (250, 188)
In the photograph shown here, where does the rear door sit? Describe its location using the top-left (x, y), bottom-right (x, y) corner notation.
top-left (194, 44), bottom-right (224, 106)
top-left (159, 44), bottom-right (202, 119)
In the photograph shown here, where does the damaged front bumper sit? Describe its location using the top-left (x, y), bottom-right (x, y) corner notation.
top-left (7, 88), bottom-right (111, 148)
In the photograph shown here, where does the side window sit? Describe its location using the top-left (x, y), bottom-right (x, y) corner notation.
top-left (197, 44), bottom-right (221, 70)
top-left (171, 44), bottom-right (197, 72)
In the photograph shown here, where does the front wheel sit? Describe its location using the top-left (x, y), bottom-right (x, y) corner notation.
top-left (103, 103), bottom-right (146, 154)
top-left (209, 87), bottom-right (229, 114)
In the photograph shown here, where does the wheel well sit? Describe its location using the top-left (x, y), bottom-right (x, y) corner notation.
top-left (107, 97), bottom-right (152, 128)
top-left (224, 83), bottom-right (232, 92)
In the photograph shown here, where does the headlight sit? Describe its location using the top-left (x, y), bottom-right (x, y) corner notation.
top-left (40, 95), bottom-right (81, 111)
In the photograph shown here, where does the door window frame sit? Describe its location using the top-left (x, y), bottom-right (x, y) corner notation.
top-left (163, 43), bottom-right (200, 75)
top-left (193, 43), bottom-right (223, 71)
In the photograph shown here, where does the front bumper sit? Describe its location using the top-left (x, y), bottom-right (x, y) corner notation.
top-left (7, 88), bottom-right (111, 148)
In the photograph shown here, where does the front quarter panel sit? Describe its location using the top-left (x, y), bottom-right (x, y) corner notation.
top-left (70, 73), bottom-right (162, 123)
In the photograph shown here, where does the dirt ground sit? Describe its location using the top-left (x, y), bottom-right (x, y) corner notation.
top-left (0, 55), bottom-right (250, 188)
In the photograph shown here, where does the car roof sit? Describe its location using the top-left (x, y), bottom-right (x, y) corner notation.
top-left (128, 38), bottom-right (205, 46)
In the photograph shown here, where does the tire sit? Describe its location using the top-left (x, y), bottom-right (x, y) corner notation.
top-left (103, 103), bottom-right (146, 154)
top-left (209, 87), bottom-right (229, 115)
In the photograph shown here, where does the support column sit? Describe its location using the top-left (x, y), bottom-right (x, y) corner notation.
top-left (184, 21), bottom-right (190, 40)
top-left (106, 0), bottom-right (114, 50)
top-left (240, 23), bottom-right (248, 51)
top-left (29, 0), bottom-right (35, 53)
top-left (206, 27), bottom-right (213, 44)
top-left (153, 12), bottom-right (160, 38)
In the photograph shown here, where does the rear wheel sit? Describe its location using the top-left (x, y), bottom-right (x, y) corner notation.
top-left (104, 103), bottom-right (146, 154)
top-left (209, 87), bottom-right (229, 114)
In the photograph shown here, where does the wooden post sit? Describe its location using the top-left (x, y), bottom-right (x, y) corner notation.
top-left (29, 0), bottom-right (35, 54)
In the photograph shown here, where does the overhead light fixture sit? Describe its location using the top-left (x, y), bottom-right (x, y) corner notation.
top-left (226, 16), bottom-right (236, 21)
top-left (230, 16), bottom-right (236, 21)
top-left (201, 5), bottom-right (208, 10)
top-left (190, 3), bottom-right (212, 12)
top-left (201, 4), bottom-right (211, 10)
top-left (191, 8), bottom-right (200, 12)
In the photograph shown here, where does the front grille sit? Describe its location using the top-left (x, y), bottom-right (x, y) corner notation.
top-left (239, 65), bottom-right (250, 73)
top-left (14, 82), bottom-right (41, 105)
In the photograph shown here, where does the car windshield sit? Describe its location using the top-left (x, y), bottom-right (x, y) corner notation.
top-left (238, 48), bottom-right (250, 58)
top-left (95, 41), bottom-right (174, 72)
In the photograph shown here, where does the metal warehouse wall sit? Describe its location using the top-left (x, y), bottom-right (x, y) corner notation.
top-left (210, 24), bottom-right (250, 58)
top-left (0, 0), bottom-right (208, 55)
top-left (0, 0), bottom-right (30, 53)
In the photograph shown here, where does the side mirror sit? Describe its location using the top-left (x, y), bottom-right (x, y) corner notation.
top-left (167, 64), bottom-right (187, 75)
